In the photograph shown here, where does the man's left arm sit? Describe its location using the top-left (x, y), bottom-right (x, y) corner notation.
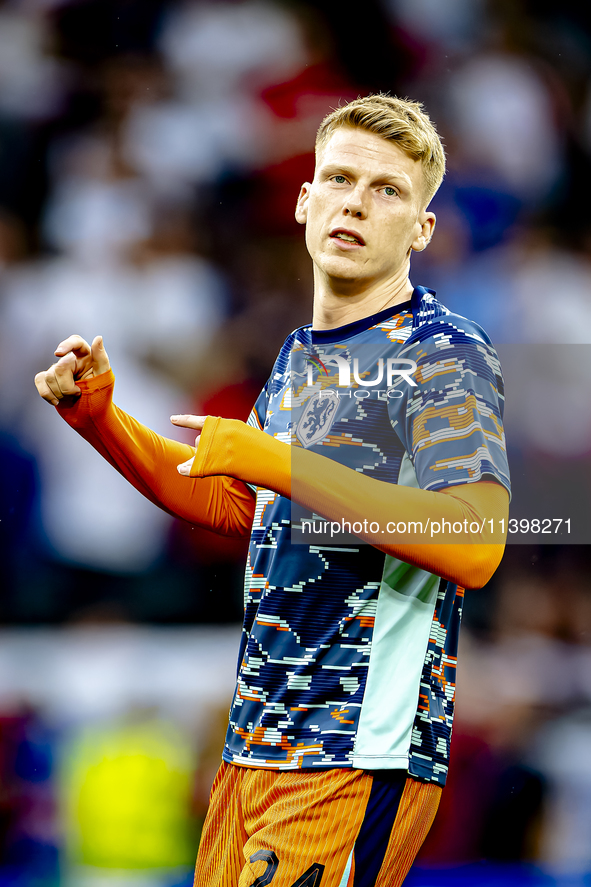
top-left (172, 320), bottom-right (510, 589)
top-left (172, 416), bottom-right (507, 589)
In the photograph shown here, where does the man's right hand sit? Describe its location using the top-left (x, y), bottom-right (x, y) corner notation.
top-left (34, 334), bottom-right (111, 406)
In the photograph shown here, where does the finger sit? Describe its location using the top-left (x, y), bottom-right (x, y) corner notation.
top-left (54, 334), bottom-right (91, 358)
top-left (177, 457), bottom-right (194, 476)
top-left (34, 371), bottom-right (60, 406)
top-left (45, 371), bottom-right (65, 400)
top-left (170, 414), bottom-right (207, 430)
top-left (53, 353), bottom-right (81, 396)
top-left (41, 365), bottom-right (70, 402)
top-left (90, 335), bottom-right (111, 376)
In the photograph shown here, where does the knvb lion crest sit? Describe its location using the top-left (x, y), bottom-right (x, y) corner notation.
top-left (296, 389), bottom-right (339, 448)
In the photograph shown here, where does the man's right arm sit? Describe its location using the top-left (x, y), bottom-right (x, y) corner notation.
top-left (34, 335), bottom-right (255, 537)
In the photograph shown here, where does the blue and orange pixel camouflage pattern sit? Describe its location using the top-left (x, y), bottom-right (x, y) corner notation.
top-left (222, 287), bottom-right (510, 785)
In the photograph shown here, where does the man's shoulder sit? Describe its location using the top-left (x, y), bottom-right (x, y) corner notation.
top-left (410, 289), bottom-right (494, 351)
top-left (410, 311), bottom-right (493, 348)
top-left (280, 323), bottom-right (313, 351)
top-left (261, 324), bottom-right (313, 399)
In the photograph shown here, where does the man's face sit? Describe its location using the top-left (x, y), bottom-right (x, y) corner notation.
top-left (295, 127), bottom-right (435, 290)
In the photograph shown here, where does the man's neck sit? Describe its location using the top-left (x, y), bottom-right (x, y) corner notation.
top-left (312, 270), bottom-right (414, 331)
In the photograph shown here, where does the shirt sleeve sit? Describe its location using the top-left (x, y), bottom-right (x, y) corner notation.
top-left (188, 415), bottom-right (509, 590)
top-left (56, 370), bottom-right (255, 537)
top-left (388, 316), bottom-right (511, 495)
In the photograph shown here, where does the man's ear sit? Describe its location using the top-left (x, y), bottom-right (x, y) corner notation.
top-left (411, 212), bottom-right (436, 252)
top-left (295, 183), bottom-right (311, 225)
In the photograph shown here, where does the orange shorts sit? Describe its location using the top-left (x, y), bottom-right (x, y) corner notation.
top-left (193, 762), bottom-right (441, 887)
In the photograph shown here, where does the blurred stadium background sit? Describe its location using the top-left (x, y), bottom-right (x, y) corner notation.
top-left (1, 0), bottom-right (591, 884)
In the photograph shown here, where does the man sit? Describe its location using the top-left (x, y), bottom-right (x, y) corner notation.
top-left (36, 95), bottom-right (510, 887)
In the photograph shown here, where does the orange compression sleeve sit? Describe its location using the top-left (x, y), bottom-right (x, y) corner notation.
top-left (190, 417), bottom-right (510, 588)
top-left (56, 370), bottom-right (255, 537)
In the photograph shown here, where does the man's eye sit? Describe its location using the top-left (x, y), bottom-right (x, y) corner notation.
top-left (384, 186), bottom-right (397, 197)
top-left (333, 175), bottom-right (347, 184)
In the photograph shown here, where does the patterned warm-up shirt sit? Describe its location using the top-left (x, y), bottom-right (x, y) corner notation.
top-left (222, 286), bottom-right (510, 785)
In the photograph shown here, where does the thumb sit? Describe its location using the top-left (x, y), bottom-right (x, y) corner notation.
top-left (90, 335), bottom-right (111, 376)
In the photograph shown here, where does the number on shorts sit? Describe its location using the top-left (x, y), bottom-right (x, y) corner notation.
top-left (248, 850), bottom-right (279, 887)
top-left (290, 863), bottom-right (325, 886)
top-left (247, 852), bottom-right (325, 887)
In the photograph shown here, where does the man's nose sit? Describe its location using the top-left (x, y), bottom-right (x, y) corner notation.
top-left (343, 185), bottom-right (368, 219)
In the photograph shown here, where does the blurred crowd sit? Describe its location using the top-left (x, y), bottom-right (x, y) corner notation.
top-left (0, 624), bottom-right (240, 885)
top-left (1, 0), bottom-right (591, 882)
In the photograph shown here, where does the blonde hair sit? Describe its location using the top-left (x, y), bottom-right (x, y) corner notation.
top-left (315, 94), bottom-right (446, 206)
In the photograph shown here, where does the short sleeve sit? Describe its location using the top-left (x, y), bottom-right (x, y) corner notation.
top-left (388, 315), bottom-right (511, 495)
top-left (247, 383), bottom-right (269, 433)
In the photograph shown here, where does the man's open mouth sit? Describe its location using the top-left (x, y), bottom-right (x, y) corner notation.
top-left (330, 228), bottom-right (365, 246)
